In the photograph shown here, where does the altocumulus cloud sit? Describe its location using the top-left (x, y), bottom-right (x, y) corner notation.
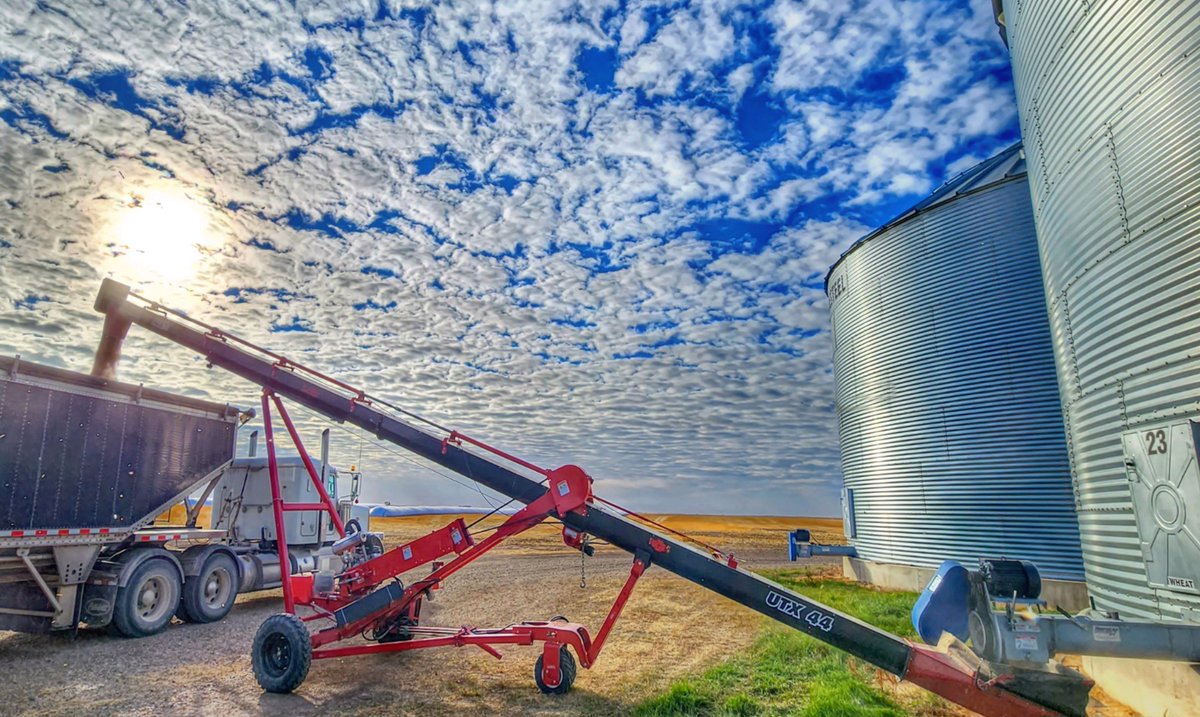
top-left (0, 0), bottom-right (1018, 516)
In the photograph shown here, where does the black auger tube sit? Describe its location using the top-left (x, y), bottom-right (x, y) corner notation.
top-left (94, 279), bottom-right (914, 676)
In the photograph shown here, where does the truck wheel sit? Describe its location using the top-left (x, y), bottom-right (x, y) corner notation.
top-left (534, 645), bottom-right (577, 695)
top-left (112, 558), bottom-right (181, 638)
top-left (252, 613), bottom-right (311, 694)
top-left (179, 553), bottom-right (238, 623)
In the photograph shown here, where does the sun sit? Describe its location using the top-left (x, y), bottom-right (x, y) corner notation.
top-left (107, 189), bottom-right (217, 283)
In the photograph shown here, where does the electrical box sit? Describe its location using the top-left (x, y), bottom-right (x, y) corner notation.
top-left (1122, 421), bottom-right (1200, 596)
top-left (211, 457), bottom-right (338, 547)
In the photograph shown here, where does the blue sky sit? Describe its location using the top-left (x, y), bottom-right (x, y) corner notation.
top-left (0, 0), bottom-right (1018, 516)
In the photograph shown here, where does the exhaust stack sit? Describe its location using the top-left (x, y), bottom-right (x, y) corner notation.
top-left (320, 428), bottom-right (331, 481)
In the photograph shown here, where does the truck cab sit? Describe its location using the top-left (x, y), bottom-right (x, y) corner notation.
top-left (207, 455), bottom-right (370, 595)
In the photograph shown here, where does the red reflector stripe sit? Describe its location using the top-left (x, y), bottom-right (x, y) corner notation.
top-left (2, 527), bottom-right (121, 538)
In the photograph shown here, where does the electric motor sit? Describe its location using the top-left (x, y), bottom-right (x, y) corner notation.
top-left (979, 558), bottom-right (1041, 600)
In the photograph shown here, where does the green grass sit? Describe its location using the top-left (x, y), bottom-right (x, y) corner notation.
top-left (634, 569), bottom-right (940, 717)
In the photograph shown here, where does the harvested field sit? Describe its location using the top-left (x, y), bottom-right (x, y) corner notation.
top-left (367, 512), bottom-right (844, 557)
top-left (152, 509), bottom-right (844, 557)
top-left (0, 514), bottom-right (1133, 717)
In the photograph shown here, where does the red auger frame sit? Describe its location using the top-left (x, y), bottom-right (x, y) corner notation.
top-left (257, 391), bottom-right (648, 693)
top-left (96, 279), bottom-right (1094, 716)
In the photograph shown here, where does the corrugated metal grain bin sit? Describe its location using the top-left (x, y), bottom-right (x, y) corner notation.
top-left (826, 144), bottom-right (1084, 580)
top-left (999, 0), bottom-right (1200, 621)
top-left (0, 355), bottom-right (239, 531)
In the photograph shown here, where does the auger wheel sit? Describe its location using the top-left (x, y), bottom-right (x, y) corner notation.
top-left (252, 613), bottom-right (312, 693)
top-left (534, 645), bottom-right (577, 695)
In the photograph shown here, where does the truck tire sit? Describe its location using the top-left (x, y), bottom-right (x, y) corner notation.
top-left (179, 552), bottom-right (238, 623)
top-left (252, 613), bottom-right (312, 693)
top-left (112, 558), bottom-right (181, 638)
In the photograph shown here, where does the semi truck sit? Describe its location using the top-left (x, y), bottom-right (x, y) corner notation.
top-left (0, 354), bottom-right (367, 637)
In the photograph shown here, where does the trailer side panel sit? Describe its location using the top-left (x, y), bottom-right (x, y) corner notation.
top-left (0, 357), bottom-right (238, 531)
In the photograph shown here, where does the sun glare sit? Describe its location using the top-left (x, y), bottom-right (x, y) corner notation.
top-left (107, 190), bottom-right (217, 283)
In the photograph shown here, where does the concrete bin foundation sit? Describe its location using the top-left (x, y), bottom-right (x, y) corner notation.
top-left (842, 556), bottom-right (1089, 612)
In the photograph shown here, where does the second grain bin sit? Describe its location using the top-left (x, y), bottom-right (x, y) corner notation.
top-left (827, 144), bottom-right (1085, 592)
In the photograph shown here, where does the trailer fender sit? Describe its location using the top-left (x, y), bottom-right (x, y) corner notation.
top-left (79, 548), bottom-right (184, 631)
top-left (110, 546), bottom-right (184, 589)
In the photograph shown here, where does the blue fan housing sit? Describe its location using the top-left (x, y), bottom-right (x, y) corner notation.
top-left (911, 560), bottom-right (971, 645)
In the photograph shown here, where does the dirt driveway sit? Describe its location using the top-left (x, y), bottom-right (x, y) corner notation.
top-left (0, 540), bottom-right (802, 717)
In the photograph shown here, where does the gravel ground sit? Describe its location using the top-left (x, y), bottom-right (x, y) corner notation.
top-left (0, 542), bottom-right (801, 717)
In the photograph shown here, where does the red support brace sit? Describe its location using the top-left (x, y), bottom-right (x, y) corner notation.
top-left (260, 390), bottom-right (349, 615)
top-left (261, 390), bottom-right (295, 614)
top-left (584, 555), bottom-right (646, 665)
top-left (281, 503), bottom-right (334, 512)
top-left (271, 393), bottom-right (346, 539)
top-left (443, 430), bottom-right (550, 477)
top-left (332, 517), bottom-right (473, 598)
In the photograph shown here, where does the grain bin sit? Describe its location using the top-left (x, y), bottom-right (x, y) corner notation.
top-left (998, 0), bottom-right (1200, 622)
top-left (826, 143), bottom-right (1085, 585)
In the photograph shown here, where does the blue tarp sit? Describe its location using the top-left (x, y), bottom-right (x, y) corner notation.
top-left (366, 504), bottom-right (518, 517)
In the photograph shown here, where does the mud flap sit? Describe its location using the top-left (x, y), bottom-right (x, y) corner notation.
top-left (79, 581), bottom-right (118, 628)
top-left (0, 582), bottom-right (54, 633)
